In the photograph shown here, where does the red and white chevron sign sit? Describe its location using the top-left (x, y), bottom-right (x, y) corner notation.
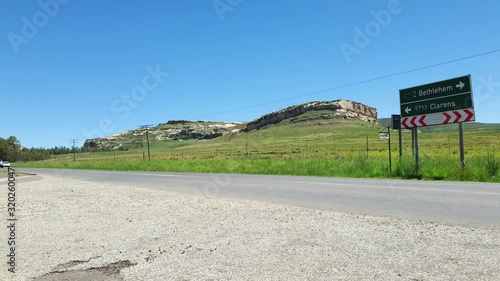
top-left (401, 109), bottom-right (475, 129)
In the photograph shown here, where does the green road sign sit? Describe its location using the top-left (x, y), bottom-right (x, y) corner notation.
top-left (399, 75), bottom-right (473, 117)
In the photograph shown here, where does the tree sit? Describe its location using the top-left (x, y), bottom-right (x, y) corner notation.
top-left (7, 136), bottom-right (21, 162)
top-left (0, 138), bottom-right (9, 160)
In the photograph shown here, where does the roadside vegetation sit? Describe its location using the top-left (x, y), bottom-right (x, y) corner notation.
top-left (14, 118), bottom-right (500, 182)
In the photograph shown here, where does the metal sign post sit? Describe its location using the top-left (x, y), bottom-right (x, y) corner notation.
top-left (411, 129), bottom-right (415, 157)
top-left (388, 127), bottom-right (392, 173)
top-left (414, 128), bottom-right (419, 172)
top-left (398, 128), bottom-right (402, 159)
top-left (459, 123), bottom-right (465, 168)
top-left (379, 126), bottom-right (392, 173)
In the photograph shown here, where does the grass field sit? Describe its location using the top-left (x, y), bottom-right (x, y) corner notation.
top-left (17, 117), bottom-right (500, 182)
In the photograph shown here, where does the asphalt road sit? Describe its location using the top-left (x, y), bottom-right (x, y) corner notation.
top-left (19, 168), bottom-right (500, 227)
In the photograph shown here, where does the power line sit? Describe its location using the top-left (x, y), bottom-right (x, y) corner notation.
top-left (139, 124), bottom-right (153, 161)
top-left (69, 139), bottom-right (78, 162)
top-left (196, 48), bottom-right (500, 119)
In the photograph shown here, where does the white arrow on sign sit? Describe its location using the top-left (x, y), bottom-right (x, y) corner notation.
top-left (456, 81), bottom-right (465, 90)
top-left (405, 106), bottom-right (412, 114)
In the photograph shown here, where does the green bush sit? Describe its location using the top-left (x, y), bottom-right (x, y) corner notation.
top-left (393, 157), bottom-right (421, 179)
top-left (484, 151), bottom-right (499, 178)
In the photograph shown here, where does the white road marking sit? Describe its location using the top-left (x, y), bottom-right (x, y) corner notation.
top-left (89, 171), bottom-right (200, 178)
top-left (295, 181), bottom-right (500, 196)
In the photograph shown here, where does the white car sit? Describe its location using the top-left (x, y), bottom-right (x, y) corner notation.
top-left (0, 160), bottom-right (11, 168)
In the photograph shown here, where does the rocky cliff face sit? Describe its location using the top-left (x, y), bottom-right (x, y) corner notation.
top-left (244, 99), bottom-right (377, 132)
top-left (154, 121), bottom-right (241, 141)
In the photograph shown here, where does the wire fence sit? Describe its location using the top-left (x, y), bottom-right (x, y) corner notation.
top-left (51, 132), bottom-right (500, 162)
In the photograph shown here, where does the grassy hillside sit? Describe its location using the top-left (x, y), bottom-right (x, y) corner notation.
top-left (18, 113), bottom-right (500, 182)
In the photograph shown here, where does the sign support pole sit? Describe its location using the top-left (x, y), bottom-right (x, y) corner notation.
top-left (398, 127), bottom-right (402, 160)
top-left (388, 126), bottom-right (392, 173)
top-left (379, 126), bottom-right (392, 173)
top-left (414, 128), bottom-right (420, 173)
top-left (459, 122), bottom-right (465, 168)
top-left (411, 129), bottom-right (415, 157)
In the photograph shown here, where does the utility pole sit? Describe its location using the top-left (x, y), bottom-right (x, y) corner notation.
top-left (69, 139), bottom-right (78, 162)
top-left (139, 124), bottom-right (154, 161)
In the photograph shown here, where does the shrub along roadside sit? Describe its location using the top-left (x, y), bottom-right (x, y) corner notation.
top-left (485, 151), bottom-right (499, 179)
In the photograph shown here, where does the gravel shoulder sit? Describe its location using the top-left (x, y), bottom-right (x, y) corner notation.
top-left (0, 175), bottom-right (499, 281)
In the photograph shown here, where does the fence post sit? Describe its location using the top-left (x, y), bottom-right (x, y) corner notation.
top-left (366, 136), bottom-right (369, 158)
top-left (306, 141), bottom-right (308, 158)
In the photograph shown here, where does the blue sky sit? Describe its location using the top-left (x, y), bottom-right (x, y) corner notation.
top-left (1, 0), bottom-right (500, 148)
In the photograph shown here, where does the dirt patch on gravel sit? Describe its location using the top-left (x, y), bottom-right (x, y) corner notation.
top-left (34, 260), bottom-right (136, 281)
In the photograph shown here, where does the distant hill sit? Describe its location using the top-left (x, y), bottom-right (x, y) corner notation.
top-left (84, 121), bottom-right (245, 151)
top-left (84, 99), bottom-right (378, 150)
